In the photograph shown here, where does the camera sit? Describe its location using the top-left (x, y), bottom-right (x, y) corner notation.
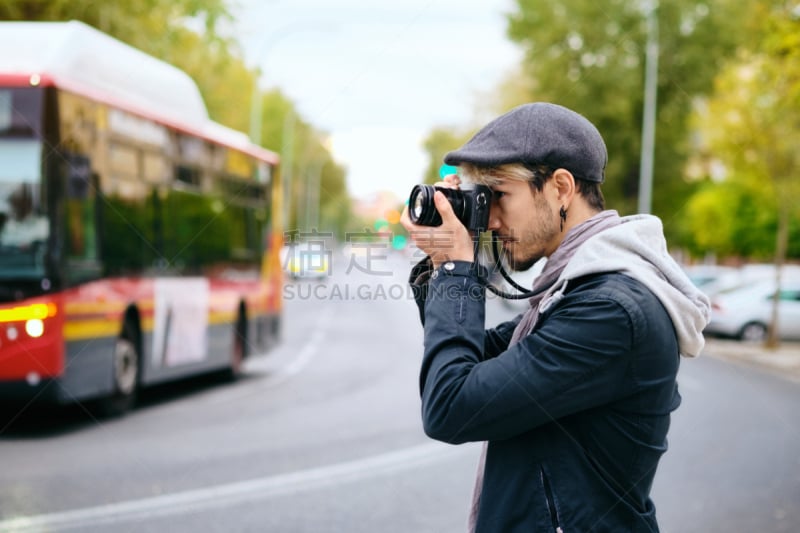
top-left (408, 184), bottom-right (492, 232)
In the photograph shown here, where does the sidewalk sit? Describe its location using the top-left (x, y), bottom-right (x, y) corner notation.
top-left (702, 338), bottom-right (800, 383)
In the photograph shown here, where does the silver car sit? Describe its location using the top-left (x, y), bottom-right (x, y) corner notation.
top-left (705, 277), bottom-right (800, 342)
top-left (682, 264), bottom-right (741, 296)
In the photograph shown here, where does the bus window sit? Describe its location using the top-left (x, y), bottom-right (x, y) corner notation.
top-left (0, 88), bottom-right (43, 137)
top-left (64, 154), bottom-right (99, 263)
top-left (0, 95), bottom-right (48, 278)
top-left (175, 164), bottom-right (202, 188)
top-left (0, 89), bottom-right (47, 259)
top-left (0, 90), bottom-right (10, 131)
top-left (101, 184), bottom-right (160, 276)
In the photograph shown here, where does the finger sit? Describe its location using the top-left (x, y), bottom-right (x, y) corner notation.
top-left (434, 190), bottom-right (460, 225)
top-left (401, 205), bottom-right (433, 245)
top-left (441, 174), bottom-right (461, 188)
top-left (399, 205), bottom-right (412, 231)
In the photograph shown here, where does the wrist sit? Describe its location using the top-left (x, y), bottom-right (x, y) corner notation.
top-left (431, 252), bottom-right (474, 270)
top-left (430, 260), bottom-right (480, 280)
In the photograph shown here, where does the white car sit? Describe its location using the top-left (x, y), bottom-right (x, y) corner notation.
top-left (682, 265), bottom-right (741, 296)
top-left (704, 277), bottom-right (800, 342)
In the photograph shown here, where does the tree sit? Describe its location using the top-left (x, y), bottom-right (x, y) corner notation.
top-left (682, 179), bottom-right (780, 259)
top-left (504, 0), bottom-right (754, 239)
top-left (238, 86), bottom-right (353, 239)
top-left (690, 3), bottom-right (800, 346)
top-left (0, 1), bottom-right (232, 52)
top-left (420, 127), bottom-right (474, 185)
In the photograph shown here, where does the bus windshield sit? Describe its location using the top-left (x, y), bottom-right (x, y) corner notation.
top-left (0, 87), bottom-right (48, 279)
top-left (0, 140), bottom-right (47, 278)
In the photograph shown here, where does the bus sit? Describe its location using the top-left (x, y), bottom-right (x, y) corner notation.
top-left (0, 21), bottom-right (283, 415)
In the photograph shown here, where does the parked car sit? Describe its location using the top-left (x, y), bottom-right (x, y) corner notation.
top-left (704, 277), bottom-right (800, 342)
top-left (684, 263), bottom-right (800, 297)
top-left (682, 264), bottom-right (741, 296)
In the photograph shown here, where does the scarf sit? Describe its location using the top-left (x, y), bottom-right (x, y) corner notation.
top-left (508, 210), bottom-right (623, 345)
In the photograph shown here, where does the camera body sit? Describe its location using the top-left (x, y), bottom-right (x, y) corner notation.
top-left (408, 184), bottom-right (492, 232)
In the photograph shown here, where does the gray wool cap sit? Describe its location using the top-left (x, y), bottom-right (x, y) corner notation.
top-left (444, 102), bottom-right (608, 183)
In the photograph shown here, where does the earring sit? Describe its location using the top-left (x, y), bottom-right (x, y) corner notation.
top-left (559, 206), bottom-right (567, 232)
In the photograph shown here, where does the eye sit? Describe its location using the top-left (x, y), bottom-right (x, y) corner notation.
top-left (493, 190), bottom-right (506, 200)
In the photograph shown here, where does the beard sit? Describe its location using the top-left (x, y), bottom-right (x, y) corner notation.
top-left (500, 196), bottom-right (560, 272)
top-left (505, 249), bottom-right (541, 272)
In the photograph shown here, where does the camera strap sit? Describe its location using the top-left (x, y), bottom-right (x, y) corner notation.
top-left (472, 234), bottom-right (536, 300)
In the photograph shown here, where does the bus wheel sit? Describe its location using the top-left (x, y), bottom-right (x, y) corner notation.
top-left (97, 336), bottom-right (139, 417)
top-left (225, 315), bottom-right (247, 382)
top-left (270, 315), bottom-right (282, 345)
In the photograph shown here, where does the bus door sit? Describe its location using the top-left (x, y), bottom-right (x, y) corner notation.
top-left (63, 153), bottom-right (101, 285)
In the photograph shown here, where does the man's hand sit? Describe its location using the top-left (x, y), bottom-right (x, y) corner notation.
top-left (400, 174), bottom-right (475, 269)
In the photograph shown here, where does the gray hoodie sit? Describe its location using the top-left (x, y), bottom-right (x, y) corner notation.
top-left (539, 214), bottom-right (711, 358)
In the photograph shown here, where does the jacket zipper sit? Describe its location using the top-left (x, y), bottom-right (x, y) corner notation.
top-left (540, 466), bottom-right (564, 533)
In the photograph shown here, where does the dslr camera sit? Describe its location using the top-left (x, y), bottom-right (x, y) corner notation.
top-left (408, 184), bottom-right (492, 232)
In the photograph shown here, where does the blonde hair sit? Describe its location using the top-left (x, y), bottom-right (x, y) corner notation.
top-left (458, 162), bottom-right (606, 210)
top-left (457, 163), bottom-right (533, 187)
top-left (458, 162), bottom-right (557, 192)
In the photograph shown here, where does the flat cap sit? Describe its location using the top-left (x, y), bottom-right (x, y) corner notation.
top-left (444, 102), bottom-right (607, 183)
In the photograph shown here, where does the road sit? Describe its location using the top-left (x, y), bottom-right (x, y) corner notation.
top-left (0, 251), bottom-right (798, 532)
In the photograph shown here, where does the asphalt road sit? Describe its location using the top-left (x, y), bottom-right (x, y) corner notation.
top-left (0, 252), bottom-right (798, 532)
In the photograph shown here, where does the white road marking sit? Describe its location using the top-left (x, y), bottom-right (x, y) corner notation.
top-left (0, 441), bottom-right (480, 532)
top-left (258, 303), bottom-right (332, 382)
top-left (269, 321), bottom-right (327, 385)
top-left (199, 305), bottom-right (333, 406)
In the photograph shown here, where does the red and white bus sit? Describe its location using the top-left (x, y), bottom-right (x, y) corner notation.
top-left (0, 21), bottom-right (283, 415)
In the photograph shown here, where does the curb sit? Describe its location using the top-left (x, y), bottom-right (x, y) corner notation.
top-left (701, 338), bottom-right (800, 383)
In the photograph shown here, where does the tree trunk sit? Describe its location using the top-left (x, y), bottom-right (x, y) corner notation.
top-left (765, 197), bottom-right (790, 349)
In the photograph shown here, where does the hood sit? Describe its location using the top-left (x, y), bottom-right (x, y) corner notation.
top-left (554, 214), bottom-right (711, 358)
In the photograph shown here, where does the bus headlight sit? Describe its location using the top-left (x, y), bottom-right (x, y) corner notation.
top-left (25, 319), bottom-right (45, 338)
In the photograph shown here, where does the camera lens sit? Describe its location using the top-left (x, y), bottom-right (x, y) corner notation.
top-left (407, 184), bottom-right (468, 227)
top-left (408, 184), bottom-right (441, 226)
top-left (412, 190), bottom-right (425, 220)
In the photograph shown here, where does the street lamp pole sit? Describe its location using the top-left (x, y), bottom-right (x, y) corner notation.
top-left (638, 0), bottom-right (659, 214)
top-left (249, 71), bottom-right (264, 147)
top-left (304, 159), bottom-right (324, 232)
top-left (247, 23), bottom-right (334, 232)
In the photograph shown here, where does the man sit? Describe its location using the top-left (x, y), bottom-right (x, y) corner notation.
top-left (400, 102), bottom-right (710, 532)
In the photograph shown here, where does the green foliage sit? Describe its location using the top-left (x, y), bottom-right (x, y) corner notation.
top-left (0, 1), bottom-right (232, 47)
top-left (686, 2), bottom-right (800, 261)
top-left (419, 0), bottom-right (796, 261)
top-left (256, 94), bottom-right (349, 237)
top-left (683, 179), bottom-right (776, 259)
top-left (505, 0), bottom-right (752, 229)
top-left (421, 127), bottom-right (473, 184)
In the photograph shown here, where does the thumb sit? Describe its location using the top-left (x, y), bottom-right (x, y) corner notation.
top-left (434, 190), bottom-right (460, 225)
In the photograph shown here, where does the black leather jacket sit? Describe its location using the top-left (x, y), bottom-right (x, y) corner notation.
top-left (412, 259), bottom-right (680, 532)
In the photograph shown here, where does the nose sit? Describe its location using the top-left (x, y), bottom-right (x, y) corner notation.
top-left (487, 203), bottom-right (501, 231)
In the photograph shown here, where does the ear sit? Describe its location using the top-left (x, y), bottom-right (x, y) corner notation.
top-left (551, 169), bottom-right (576, 206)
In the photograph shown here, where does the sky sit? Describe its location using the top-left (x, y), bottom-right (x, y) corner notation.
top-left (229, 0), bottom-right (521, 201)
